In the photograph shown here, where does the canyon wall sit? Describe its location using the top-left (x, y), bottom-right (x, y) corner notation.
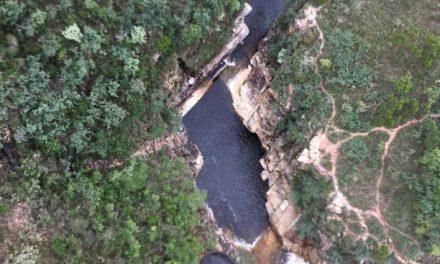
top-left (226, 52), bottom-right (322, 264)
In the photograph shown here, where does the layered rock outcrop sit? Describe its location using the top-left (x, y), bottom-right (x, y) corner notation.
top-left (226, 51), bottom-right (322, 264)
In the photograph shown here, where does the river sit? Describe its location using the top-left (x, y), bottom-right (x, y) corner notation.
top-left (183, 0), bottom-right (286, 254)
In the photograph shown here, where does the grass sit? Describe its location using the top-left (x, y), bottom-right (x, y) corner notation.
top-left (381, 119), bottom-right (440, 259)
top-left (337, 131), bottom-right (388, 210)
top-left (322, 153), bottom-right (332, 170)
top-left (389, 229), bottom-right (421, 260)
top-left (366, 217), bottom-right (385, 242)
top-left (318, 0), bottom-right (440, 132)
top-left (381, 124), bottom-right (423, 237)
top-left (281, 0), bottom-right (440, 261)
top-left (327, 130), bottom-right (351, 144)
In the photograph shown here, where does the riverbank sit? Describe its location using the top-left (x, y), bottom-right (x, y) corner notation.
top-left (177, 1), bottom-right (320, 263)
top-left (226, 48), bottom-right (321, 264)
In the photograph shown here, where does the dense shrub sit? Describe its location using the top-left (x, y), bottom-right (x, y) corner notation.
top-left (376, 74), bottom-right (439, 127)
top-left (271, 32), bottom-right (331, 154)
top-left (0, 0), bottom-right (243, 160)
top-left (321, 28), bottom-right (373, 91)
top-left (291, 169), bottom-right (332, 240)
top-left (341, 137), bottom-right (369, 163)
top-left (0, 0), bottom-right (242, 262)
top-left (62, 153), bottom-right (212, 263)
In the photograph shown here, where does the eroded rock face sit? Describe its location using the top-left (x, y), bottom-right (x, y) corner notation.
top-left (227, 52), bottom-right (322, 264)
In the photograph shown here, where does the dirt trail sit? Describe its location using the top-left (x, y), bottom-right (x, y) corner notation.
top-left (296, 4), bottom-right (440, 264)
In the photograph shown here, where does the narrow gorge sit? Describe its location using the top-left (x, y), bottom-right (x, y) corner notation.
top-left (179, 0), bottom-right (315, 263)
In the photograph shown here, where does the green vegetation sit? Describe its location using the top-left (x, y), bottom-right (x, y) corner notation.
top-left (341, 137), bottom-right (369, 163)
top-left (268, 10), bottom-right (331, 155)
top-left (291, 167), bottom-right (391, 263)
top-left (291, 168), bottom-right (332, 241)
top-left (320, 26), bottom-right (374, 132)
top-left (338, 132), bottom-right (387, 209)
top-left (60, 154), bottom-right (212, 263)
top-left (413, 148), bottom-right (440, 246)
top-left (0, 0), bottom-right (242, 160)
top-left (383, 119), bottom-right (440, 257)
top-left (0, 0), bottom-right (242, 261)
top-left (278, 0), bottom-right (440, 262)
top-left (50, 236), bottom-right (67, 258)
top-left (376, 73), bottom-right (438, 127)
top-left (318, 0), bottom-right (440, 132)
top-left (1, 151), bottom-right (213, 263)
top-left (374, 26), bottom-right (440, 127)
top-left (371, 245), bottom-right (391, 264)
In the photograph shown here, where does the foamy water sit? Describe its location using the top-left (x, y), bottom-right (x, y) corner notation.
top-left (285, 252), bottom-right (309, 264)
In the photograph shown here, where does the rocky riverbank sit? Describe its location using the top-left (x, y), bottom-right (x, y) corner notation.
top-left (226, 49), bottom-right (322, 263)
top-left (174, 1), bottom-right (324, 262)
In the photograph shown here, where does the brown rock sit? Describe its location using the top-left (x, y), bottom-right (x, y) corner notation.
top-left (252, 229), bottom-right (280, 264)
top-left (275, 204), bottom-right (299, 236)
top-left (308, 248), bottom-right (320, 264)
top-left (267, 188), bottom-right (283, 210)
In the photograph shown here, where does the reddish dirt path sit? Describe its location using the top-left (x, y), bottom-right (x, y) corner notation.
top-left (296, 4), bottom-right (440, 263)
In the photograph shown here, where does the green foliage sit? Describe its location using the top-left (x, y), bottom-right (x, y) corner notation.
top-left (366, 218), bottom-right (385, 241)
top-left (341, 137), bottom-right (368, 163)
top-left (0, 0), bottom-right (244, 163)
top-left (324, 235), bottom-right (391, 264)
top-left (62, 23), bottom-right (83, 43)
top-left (292, 172), bottom-right (332, 209)
top-left (183, 24), bottom-right (202, 45)
top-left (0, 0), bottom-right (25, 26)
top-left (280, 0), bottom-right (440, 261)
top-left (376, 74), bottom-right (438, 127)
top-left (0, 202), bottom-right (9, 215)
top-left (374, 26), bottom-right (440, 128)
top-left (391, 27), bottom-right (440, 68)
top-left (337, 132), bottom-right (389, 209)
top-left (0, 0), bottom-right (243, 261)
top-left (271, 33), bottom-right (331, 154)
top-left (50, 235), bottom-right (67, 258)
top-left (156, 35), bottom-right (173, 54)
top-left (319, 58), bottom-right (332, 68)
top-left (322, 28), bottom-right (373, 90)
top-left (386, 120), bottom-right (440, 253)
top-left (0, 151), bottom-right (212, 262)
top-left (129, 26), bottom-right (146, 44)
top-left (371, 245), bottom-right (390, 264)
top-left (410, 147), bottom-right (440, 247)
top-left (60, 153), bottom-right (212, 263)
top-left (309, 0), bottom-right (330, 6)
top-left (117, 219), bottom-right (141, 259)
top-left (339, 110), bottom-right (368, 132)
top-left (432, 245), bottom-right (440, 256)
top-left (291, 169), bottom-right (332, 240)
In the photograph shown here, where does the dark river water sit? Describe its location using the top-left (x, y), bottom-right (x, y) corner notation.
top-left (200, 252), bottom-right (235, 264)
top-left (230, 0), bottom-right (285, 65)
top-left (183, 80), bottom-right (267, 243)
top-left (183, 0), bottom-right (285, 246)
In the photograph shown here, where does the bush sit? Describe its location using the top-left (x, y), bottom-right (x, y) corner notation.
top-left (60, 152), bottom-right (213, 263)
top-left (291, 169), bottom-right (332, 240)
top-left (50, 235), bottom-right (67, 258)
top-left (0, 203), bottom-right (9, 215)
top-left (321, 28), bottom-right (373, 91)
top-left (371, 245), bottom-right (390, 263)
top-left (1, 0), bottom-right (245, 163)
top-left (0, 1), bottom-right (242, 262)
top-left (376, 74), bottom-right (438, 127)
top-left (341, 137), bottom-right (369, 163)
